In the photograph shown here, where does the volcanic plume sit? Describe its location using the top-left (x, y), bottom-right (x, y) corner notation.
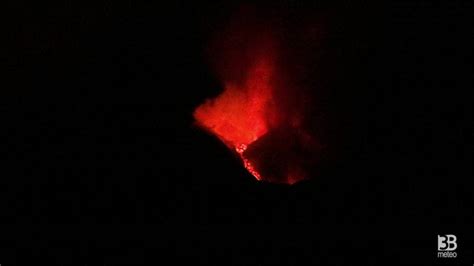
top-left (193, 9), bottom-right (323, 184)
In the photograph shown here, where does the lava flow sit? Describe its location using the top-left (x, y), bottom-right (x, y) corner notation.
top-left (236, 144), bottom-right (261, 180)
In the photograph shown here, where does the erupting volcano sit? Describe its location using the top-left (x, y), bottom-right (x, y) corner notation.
top-left (193, 10), bottom-right (322, 184)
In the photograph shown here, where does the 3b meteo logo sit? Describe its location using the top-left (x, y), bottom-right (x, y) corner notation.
top-left (438, 234), bottom-right (457, 258)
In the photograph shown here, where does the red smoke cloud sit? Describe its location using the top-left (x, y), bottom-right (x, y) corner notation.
top-left (194, 8), bottom-right (322, 184)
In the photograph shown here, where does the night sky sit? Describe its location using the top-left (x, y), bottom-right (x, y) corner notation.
top-left (2, 0), bottom-right (473, 264)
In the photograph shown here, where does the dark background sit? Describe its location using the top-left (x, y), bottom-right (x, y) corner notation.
top-left (2, 0), bottom-right (473, 265)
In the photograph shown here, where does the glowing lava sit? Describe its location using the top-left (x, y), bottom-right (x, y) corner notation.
top-left (193, 56), bottom-right (276, 181)
top-left (235, 144), bottom-right (261, 180)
